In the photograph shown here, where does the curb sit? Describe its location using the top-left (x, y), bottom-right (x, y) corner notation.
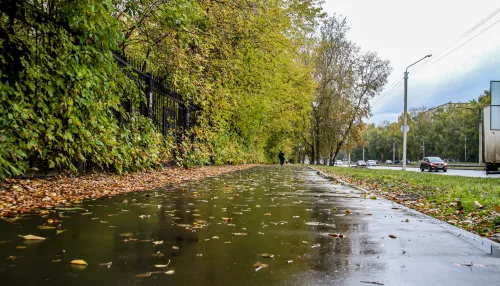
top-left (312, 168), bottom-right (500, 258)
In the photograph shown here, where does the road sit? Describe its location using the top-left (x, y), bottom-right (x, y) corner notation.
top-left (1, 166), bottom-right (499, 285)
top-left (370, 166), bottom-right (500, 178)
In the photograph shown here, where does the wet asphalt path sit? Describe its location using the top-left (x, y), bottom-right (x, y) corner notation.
top-left (1, 166), bottom-right (499, 286)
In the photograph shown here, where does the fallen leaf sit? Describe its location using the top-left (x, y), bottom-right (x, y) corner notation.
top-left (52, 259), bottom-right (62, 263)
top-left (37, 225), bottom-right (56, 230)
top-left (261, 253), bottom-right (274, 258)
top-left (119, 232), bottom-right (135, 237)
top-left (253, 261), bottom-right (269, 271)
top-left (232, 233), bottom-right (248, 236)
top-left (152, 240), bottom-right (163, 245)
top-left (222, 217), bottom-right (232, 222)
top-left (264, 212), bottom-right (271, 216)
top-left (345, 209), bottom-right (351, 214)
top-left (287, 260), bottom-right (294, 263)
top-left (99, 262), bottom-right (112, 267)
top-left (360, 281), bottom-right (384, 285)
top-left (16, 246), bottom-right (27, 249)
top-left (152, 252), bottom-right (165, 258)
top-left (328, 233), bottom-right (339, 237)
top-left (402, 218), bottom-right (409, 222)
top-left (70, 259), bottom-right (88, 266)
top-left (172, 246), bottom-right (179, 250)
top-left (165, 270), bottom-right (175, 275)
top-left (19, 235), bottom-right (46, 240)
top-left (135, 273), bottom-right (151, 278)
top-left (389, 234), bottom-right (397, 239)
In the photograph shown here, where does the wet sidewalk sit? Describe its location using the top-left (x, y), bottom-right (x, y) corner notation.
top-left (1, 166), bottom-right (499, 285)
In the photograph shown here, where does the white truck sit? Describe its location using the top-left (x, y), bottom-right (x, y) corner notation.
top-left (483, 81), bottom-right (500, 174)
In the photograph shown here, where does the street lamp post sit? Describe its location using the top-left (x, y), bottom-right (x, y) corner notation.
top-left (403, 54), bottom-right (432, 171)
top-left (455, 131), bottom-right (467, 162)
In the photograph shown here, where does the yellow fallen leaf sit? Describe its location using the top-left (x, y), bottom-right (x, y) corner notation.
top-left (345, 209), bottom-right (351, 214)
top-left (389, 234), bottom-right (398, 239)
top-left (135, 273), bottom-right (151, 278)
top-left (70, 259), bottom-right (88, 265)
top-left (57, 229), bottom-right (67, 235)
top-left (16, 246), bottom-right (27, 249)
top-left (52, 259), bottom-right (62, 263)
top-left (165, 270), bottom-right (175, 275)
top-left (37, 225), bottom-right (56, 230)
top-left (232, 233), bottom-right (248, 236)
top-left (264, 212), bottom-right (271, 216)
top-left (19, 235), bottom-right (46, 240)
top-left (253, 262), bottom-right (269, 267)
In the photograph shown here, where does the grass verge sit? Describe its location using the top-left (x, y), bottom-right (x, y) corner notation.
top-left (314, 166), bottom-right (500, 242)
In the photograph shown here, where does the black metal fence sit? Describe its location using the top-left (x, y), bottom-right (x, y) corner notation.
top-left (1, 0), bottom-right (196, 139)
top-left (113, 53), bottom-right (197, 137)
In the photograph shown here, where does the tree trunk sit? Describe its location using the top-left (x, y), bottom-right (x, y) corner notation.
top-left (315, 120), bottom-right (320, 165)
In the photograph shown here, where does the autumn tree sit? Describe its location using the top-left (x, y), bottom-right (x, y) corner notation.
top-left (305, 15), bottom-right (391, 165)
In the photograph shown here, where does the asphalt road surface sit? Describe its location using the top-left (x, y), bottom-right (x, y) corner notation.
top-left (371, 166), bottom-right (500, 178)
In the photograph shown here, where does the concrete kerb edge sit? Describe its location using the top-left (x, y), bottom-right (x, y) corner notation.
top-left (312, 168), bottom-right (500, 258)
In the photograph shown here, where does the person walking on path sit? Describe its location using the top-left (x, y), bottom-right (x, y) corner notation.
top-left (278, 151), bottom-right (285, 166)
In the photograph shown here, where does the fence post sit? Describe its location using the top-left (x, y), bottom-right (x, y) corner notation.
top-left (145, 73), bottom-right (153, 119)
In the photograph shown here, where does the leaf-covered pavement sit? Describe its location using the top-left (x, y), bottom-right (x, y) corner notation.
top-left (2, 165), bottom-right (500, 286)
top-left (0, 165), bottom-right (257, 218)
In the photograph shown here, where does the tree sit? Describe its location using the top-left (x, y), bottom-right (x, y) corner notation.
top-left (309, 15), bottom-right (391, 165)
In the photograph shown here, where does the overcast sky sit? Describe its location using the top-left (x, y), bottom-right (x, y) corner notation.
top-left (322, 0), bottom-right (500, 124)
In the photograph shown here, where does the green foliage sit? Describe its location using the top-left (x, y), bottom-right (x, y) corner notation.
top-left (1, 0), bottom-right (327, 178)
top-left (0, 0), bottom-right (172, 179)
top-left (353, 91), bottom-right (490, 162)
top-left (117, 0), bottom-right (324, 165)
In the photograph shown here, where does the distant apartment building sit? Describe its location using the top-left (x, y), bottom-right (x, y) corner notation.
top-left (424, 102), bottom-right (471, 116)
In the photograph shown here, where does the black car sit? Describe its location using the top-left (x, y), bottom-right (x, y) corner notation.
top-left (420, 157), bottom-right (447, 172)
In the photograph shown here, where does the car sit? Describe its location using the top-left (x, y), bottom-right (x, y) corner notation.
top-left (366, 160), bottom-right (377, 167)
top-left (394, 160), bottom-right (401, 164)
top-left (334, 160), bottom-right (343, 166)
top-left (357, 160), bottom-right (367, 166)
top-left (385, 160), bottom-right (393, 164)
top-left (420, 157), bottom-right (448, 172)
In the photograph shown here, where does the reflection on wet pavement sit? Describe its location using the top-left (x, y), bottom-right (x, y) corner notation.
top-left (1, 166), bottom-right (499, 285)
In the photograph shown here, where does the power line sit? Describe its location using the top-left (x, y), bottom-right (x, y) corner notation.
top-left (461, 6), bottom-right (500, 38)
top-left (373, 6), bottom-right (500, 111)
top-left (411, 5), bottom-right (500, 77)
top-left (372, 73), bottom-right (403, 102)
top-left (412, 18), bottom-right (500, 78)
top-left (372, 76), bottom-right (404, 108)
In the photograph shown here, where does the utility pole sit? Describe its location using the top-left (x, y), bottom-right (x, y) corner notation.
top-left (403, 71), bottom-right (408, 170)
top-left (392, 140), bottom-right (395, 163)
top-left (402, 54), bottom-right (432, 171)
top-left (465, 136), bottom-right (467, 162)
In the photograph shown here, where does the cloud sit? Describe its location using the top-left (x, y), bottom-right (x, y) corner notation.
top-left (322, 0), bottom-right (500, 123)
